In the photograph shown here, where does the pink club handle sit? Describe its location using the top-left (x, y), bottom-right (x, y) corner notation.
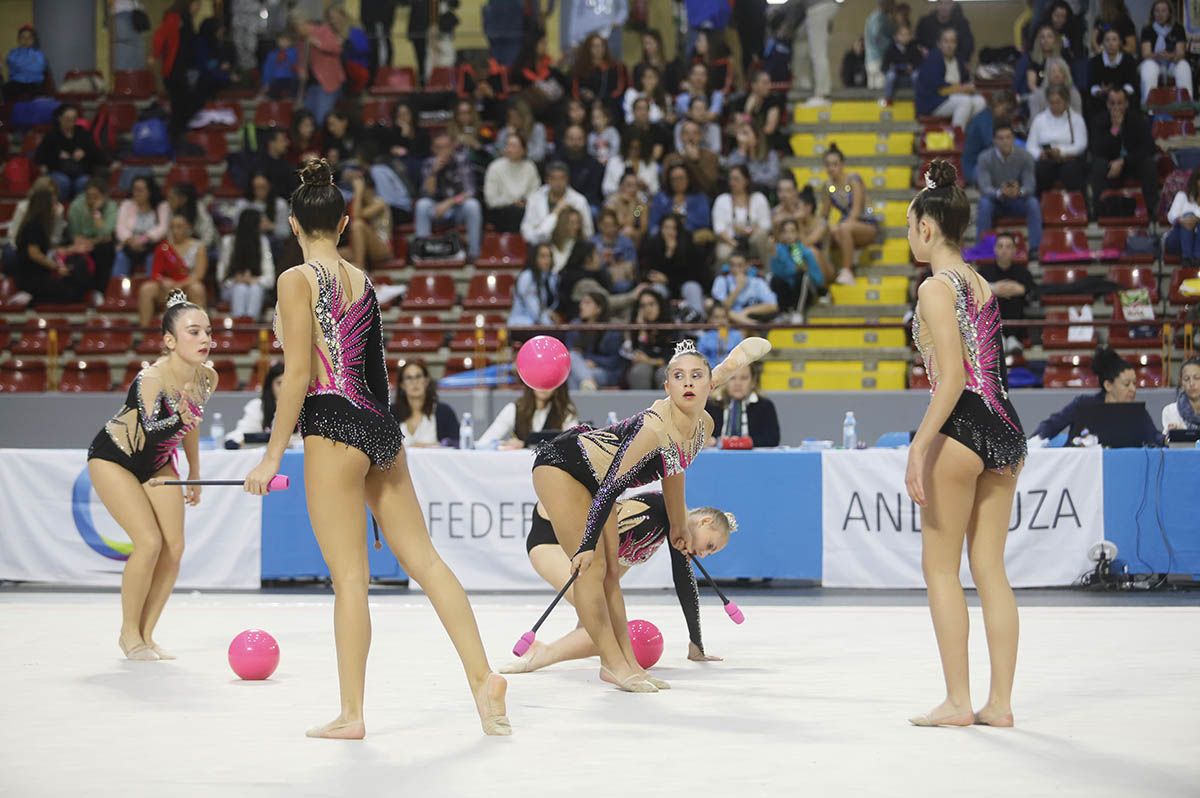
top-left (512, 631), bottom-right (536, 657)
top-left (268, 474), bottom-right (290, 491)
top-left (724, 601), bottom-right (745, 624)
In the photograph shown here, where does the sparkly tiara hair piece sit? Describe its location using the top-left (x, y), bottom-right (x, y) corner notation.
top-left (724, 512), bottom-right (738, 533)
top-left (165, 289), bottom-right (190, 309)
top-left (924, 170), bottom-right (937, 191)
top-left (672, 339), bottom-right (700, 359)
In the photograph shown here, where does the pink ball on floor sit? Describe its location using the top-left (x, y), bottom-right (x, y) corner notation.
top-left (515, 335), bottom-right (571, 391)
top-left (228, 629), bottom-right (280, 680)
top-left (627, 619), bottom-right (664, 669)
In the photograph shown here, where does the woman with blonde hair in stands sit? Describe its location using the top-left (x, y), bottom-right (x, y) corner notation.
top-left (1029, 56), bottom-right (1082, 119)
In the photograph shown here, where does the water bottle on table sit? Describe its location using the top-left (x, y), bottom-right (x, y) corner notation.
top-left (209, 411), bottom-right (225, 450)
top-left (459, 412), bottom-right (474, 450)
top-left (842, 411), bottom-right (857, 450)
top-left (606, 411), bottom-right (619, 427)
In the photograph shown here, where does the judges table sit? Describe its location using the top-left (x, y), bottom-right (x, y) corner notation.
top-left (261, 448), bottom-right (1200, 585)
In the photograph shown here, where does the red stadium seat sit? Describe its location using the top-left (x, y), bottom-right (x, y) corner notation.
top-left (1131, 353), bottom-right (1164, 387)
top-left (361, 99), bottom-right (394, 127)
top-left (1042, 191), bottom-right (1088, 227)
top-left (1041, 309), bottom-right (1097, 349)
top-left (207, 359), bottom-right (240, 391)
top-left (136, 330), bottom-right (165, 355)
top-left (1107, 303), bottom-right (1159, 349)
top-left (0, 275), bottom-right (30, 312)
top-left (1151, 118), bottom-right (1194, 143)
top-left (1038, 228), bottom-right (1092, 263)
top-left (1168, 267), bottom-right (1200, 305)
top-left (75, 317), bottom-right (134, 355)
top-left (11, 317), bottom-right (74, 355)
top-left (210, 316), bottom-right (257, 354)
top-left (474, 232), bottom-right (527, 270)
top-left (402, 275), bottom-right (457, 311)
top-left (463, 273), bottom-right (515, 310)
top-left (385, 314), bottom-right (444, 353)
top-left (370, 66), bottom-right (418, 96)
top-left (1042, 364), bottom-right (1098, 389)
top-left (101, 101), bottom-right (139, 136)
top-left (179, 130), bottom-right (229, 164)
top-left (59, 360), bottom-right (112, 392)
top-left (254, 100), bottom-right (294, 129)
top-left (167, 164), bottom-right (210, 195)
top-left (1099, 228), bottom-right (1154, 263)
top-left (0, 360), bottom-right (48, 392)
top-left (908, 363), bottom-right (931, 390)
top-left (449, 313), bottom-right (506, 351)
top-left (442, 355), bottom-right (489, 377)
top-left (425, 66), bottom-right (457, 94)
top-left (1040, 266), bottom-right (1094, 306)
top-left (1147, 86), bottom-right (1192, 118)
top-left (111, 69), bottom-right (157, 100)
top-left (1105, 265), bottom-right (1159, 303)
top-left (121, 359), bottom-right (154, 389)
top-left (1097, 189), bottom-right (1148, 226)
top-left (1, 155), bottom-right (35, 197)
top-left (212, 172), bottom-right (243, 199)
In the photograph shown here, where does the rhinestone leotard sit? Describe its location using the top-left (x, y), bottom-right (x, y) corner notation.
top-left (912, 270), bottom-right (1027, 474)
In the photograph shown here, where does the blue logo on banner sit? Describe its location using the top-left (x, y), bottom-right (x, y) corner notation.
top-left (72, 468), bottom-right (132, 561)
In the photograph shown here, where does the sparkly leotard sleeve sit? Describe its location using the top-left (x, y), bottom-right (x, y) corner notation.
top-left (616, 492), bottom-right (705, 652)
top-left (87, 366), bottom-right (212, 483)
top-left (912, 270), bottom-right (1027, 473)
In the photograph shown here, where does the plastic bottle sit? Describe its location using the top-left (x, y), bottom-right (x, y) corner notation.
top-left (606, 411), bottom-right (619, 427)
top-left (459, 412), bottom-right (474, 450)
top-left (210, 412), bottom-right (225, 449)
top-left (842, 411), bottom-right (857, 450)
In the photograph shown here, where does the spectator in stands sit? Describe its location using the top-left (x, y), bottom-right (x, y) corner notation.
top-left (478, 382), bottom-right (577, 449)
top-left (345, 171), bottom-right (392, 269)
top-left (841, 37), bottom-right (869, 89)
top-left (915, 28), bottom-right (985, 130)
top-left (795, 0), bottom-right (839, 107)
top-left (484, 132), bottom-right (540, 234)
top-left (1087, 28), bottom-right (1138, 117)
top-left (674, 96), bottom-right (722, 155)
top-left (965, 91), bottom-right (1016, 186)
top-left (67, 177), bottom-right (118, 293)
top-left (375, 100), bottom-right (427, 189)
top-left (261, 29), bottom-right (300, 100)
top-left (260, 129), bottom-right (299, 197)
top-left (697, 303), bottom-right (744, 364)
top-left (288, 110), bottom-right (324, 165)
top-left (4, 24), bottom-right (48, 102)
top-left (1092, 0), bottom-right (1137, 55)
top-left (1161, 356), bottom-right (1200, 432)
top-left (297, 13), bottom-right (345, 125)
top-left (712, 249), bottom-right (778, 325)
top-left (732, 71), bottom-right (787, 152)
top-left (665, 119), bottom-right (723, 198)
top-left (623, 64), bottom-right (671, 126)
top-left (624, 289), bottom-right (675, 389)
top-left (640, 213), bottom-right (704, 314)
top-left (554, 99), bottom-right (589, 151)
top-left (572, 33), bottom-right (626, 111)
top-left (521, 162), bottom-right (594, 245)
top-left (1164, 168), bottom-right (1200, 267)
top-left (114, 175), bottom-right (170, 278)
top-left (13, 181), bottom-right (91, 306)
top-left (1040, 1), bottom-right (1086, 70)
top-left (690, 29), bottom-right (732, 95)
top-left (627, 96), bottom-right (672, 162)
top-left (725, 121), bottom-right (781, 194)
top-left (35, 105), bottom-right (101, 204)
top-left (509, 243), bottom-right (559, 326)
top-left (1089, 89), bottom-right (1157, 221)
top-left (915, 0), bottom-right (974, 62)
top-left (494, 99), bottom-right (547, 165)
top-left (977, 123), bottom-right (1042, 252)
top-left (713, 164), bottom-right (772, 266)
top-left (558, 124), bottom-right (604, 209)
top-left (770, 218), bottom-right (823, 320)
top-left (675, 62), bottom-right (724, 122)
top-left (234, 172), bottom-right (291, 251)
top-left (821, 144), bottom-right (881, 287)
top-left (112, 1), bottom-right (148, 72)
top-left (977, 232), bottom-right (1037, 351)
top-left (882, 23), bottom-right (922, 106)
top-left (1023, 25), bottom-right (1065, 99)
top-left (550, 207), bottom-right (585, 273)
top-left (447, 98), bottom-right (485, 157)
top-left (389, 360), bottom-right (459, 448)
top-left (327, 5), bottom-right (369, 94)
top-left (1139, 0), bottom-right (1192, 106)
top-left (195, 17), bottom-right (237, 98)
top-left (138, 212), bottom-right (207, 326)
top-left (565, 289), bottom-right (626, 391)
top-left (322, 109), bottom-right (363, 170)
top-left (706, 364), bottom-right (781, 447)
top-left (587, 102), bottom-right (621, 166)
top-left (603, 136), bottom-right (660, 201)
top-left (605, 168), bottom-right (652, 245)
top-left (216, 207), bottom-right (274, 319)
top-left (224, 362), bottom-right (293, 448)
top-left (634, 29), bottom-right (682, 95)
top-left (152, 1), bottom-right (202, 142)
top-left (166, 183), bottom-right (217, 255)
top-left (415, 133), bottom-right (483, 261)
top-left (650, 163), bottom-right (713, 236)
top-left (1027, 85), bottom-right (1088, 194)
top-left (593, 208), bottom-right (638, 290)
top-left (1030, 56), bottom-right (1083, 120)
top-left (865, 0), bottom-right (897, 90)
top-left (1030, 346), bottom-right (1159, 445)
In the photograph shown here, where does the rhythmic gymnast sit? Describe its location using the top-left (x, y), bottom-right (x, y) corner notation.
top-left (531, 336), bottom-right (769, 692)
top-left (86, 290), bottom-right (216, 661)
top-left (907, 159), bottom-right (1027, 727)
top-left (504, 490), bottom-right (735, 674)
top-left (242, 159), bottom-right (510, 739)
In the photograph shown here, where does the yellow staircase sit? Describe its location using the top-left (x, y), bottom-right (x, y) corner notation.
top-left (790, 131), bottom-right (914, 159)
top-left (761, 360), bottom-right (909, 391)
top-left (792, 100), bottom-right (916, 125)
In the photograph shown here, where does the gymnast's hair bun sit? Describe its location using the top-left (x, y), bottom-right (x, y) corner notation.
top-left (925, 159), bottom-right (958, 191)
top-left (298, 158), bottom-right (335, 188)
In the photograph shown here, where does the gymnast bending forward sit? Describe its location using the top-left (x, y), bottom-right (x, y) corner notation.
top-left (530, 336), bottom-right (769, 692)
top-left (504, 490), bottom-right (735, 673)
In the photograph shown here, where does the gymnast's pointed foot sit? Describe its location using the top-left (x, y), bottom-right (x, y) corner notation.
top-left (974, 703), bottom-right (1015, 727)
top-left (119, 633), bottom-right (158, 661)
top-left (600, 666), bottom-right (657, 693)
top-left (909, 699), bottom-right (974, 727)
top-left (305, 716), bottom-right (366, 740)
top-left (500, 640), bottom-right (549, 674)
top-left (145, 640), bottom-right (175, 660)
top-left (474, 672), bottom-right (512, 736)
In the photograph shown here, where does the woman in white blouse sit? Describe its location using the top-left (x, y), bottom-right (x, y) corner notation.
top-left (621, 64), bottom-right (670, 125)
top-left (389, 360), bottom-right (460, 447)
top-left (601, 135), bottom-right (660, 198)
top-left (712, 164), bottom-right (772, 265)
top-left (1165, 169), bottom-right (1200, 266)
top-left (1026, 85), bottom-right (1088, 195)
top-left (477, 383), bottom-right (578, 450)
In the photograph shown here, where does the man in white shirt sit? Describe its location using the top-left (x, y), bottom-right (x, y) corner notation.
top-left (520, 162), bottom-right (595, 245)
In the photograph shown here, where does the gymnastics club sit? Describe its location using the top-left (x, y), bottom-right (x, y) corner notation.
top-left (149, 475), bottom-right (291, 491)
top-left (689, 554), bottom-right (744, 624)
top-left (512, 570), bottom-right (579, 656)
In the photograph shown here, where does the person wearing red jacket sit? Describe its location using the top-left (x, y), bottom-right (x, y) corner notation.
top-left (151, 0), bottom-right (201, 142)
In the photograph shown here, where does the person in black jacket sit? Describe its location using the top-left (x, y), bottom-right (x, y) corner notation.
top-left (390, 359), bottom-right (460, 447)
top-left (977, 232), bottom-right (1037, 349)
top-left (1031, 346), bottom-right (1160, 445)
top-left (1086, 28), bottom-right (1138, 116)
top-left (915, 0), bottom-right (975, 62)
top-left (557, 124), bottom-right (604, 209)
top-left (1087, 88), bottom-right (1157, 220)
top-left (706, 363), bottom-right (781, 447)
top-left (35, 104), bottom-right (102, 203)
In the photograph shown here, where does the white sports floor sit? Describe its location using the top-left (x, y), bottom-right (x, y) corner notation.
top-left (1, 590), bottom-right (1197, 798)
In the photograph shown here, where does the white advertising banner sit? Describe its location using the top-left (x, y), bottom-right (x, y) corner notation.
top-left (0, 448), bottom-right (262, 589)
top-left (405, 449), bottom-right (672, 591)
top-left (821, 448), bottom-right (1104, 588)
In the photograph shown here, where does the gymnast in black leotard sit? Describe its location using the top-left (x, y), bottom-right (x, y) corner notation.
top-left (504, 491), bottom-right (736, 674)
